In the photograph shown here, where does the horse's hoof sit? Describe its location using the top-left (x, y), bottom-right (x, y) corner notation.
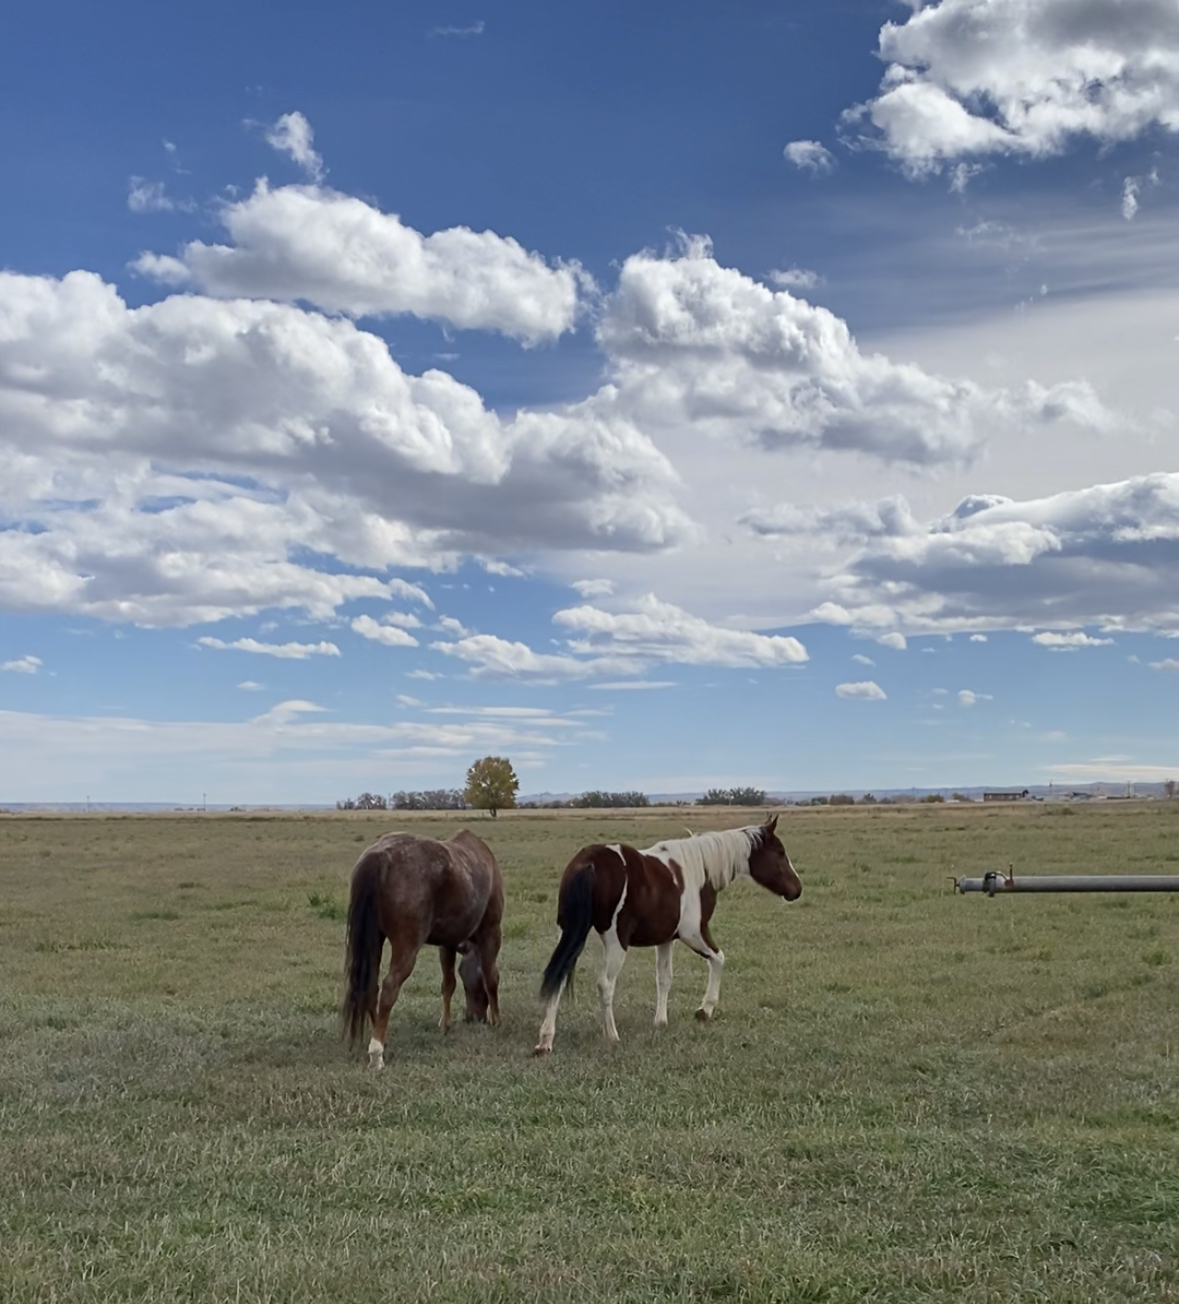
top-left (695, 1008), bottom-right (711, 1022)
top-left (532, 1042), bottom-right (552, 1056)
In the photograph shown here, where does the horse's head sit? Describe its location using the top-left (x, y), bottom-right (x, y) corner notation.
top-left (748, 814), bottom-right (802, 901)
top-left (459, 949), bottom-right (491, 1022)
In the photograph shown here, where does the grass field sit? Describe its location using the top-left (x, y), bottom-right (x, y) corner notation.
top-left (2, 802), bottom-right (1179, 1303)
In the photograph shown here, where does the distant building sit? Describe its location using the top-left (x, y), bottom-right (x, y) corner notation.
top-left (983, 789), bottom-right (1029, 802)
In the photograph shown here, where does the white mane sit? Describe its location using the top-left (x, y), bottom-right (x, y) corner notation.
top-left (642, 825), bottom-right (759, 891)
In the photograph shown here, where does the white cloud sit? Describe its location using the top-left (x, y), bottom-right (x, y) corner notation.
top-left (876, 632), bottom-right (907, 650)
top-left (237, 680), bottom-right (265, 690)
top-left (436, 615), bottom-right (473, 638)
top-left (0, 698), bottom-right (593, 799)
top-left (136, 178), bottom-right (583, 344)
top-left (430, 20), bottom-right (484, 37)
top-left (0, 270), bottom-right (686, 627)
top-left (433, 634), bottom-right (636, 681)
top-left (2, 654), bottom-right (42, 674)
top-left (264, 111), bottom-right (324, 181)
top-left (572, 578), bottom-right (614, 598)
top-left (1032, 631), bottom-right (1115, 650)
top-left (795, 473), bottom-right (1179, 637)
top-left (969, 634), bottom-right (988, 642)
top-left (553, 594), bottom-right (808, 668)
top-left (848, 0), bottom-right (1179, 173)
top-left (1122, 168), bottom-right (1160, 221)
top-left (783, 140), bottom-right (835, 173)
top-left (599, 239), bottom-right (1110, 468)
top-left (957, 689), bottom-right (993, 706)
top-left (768, 266), bottom-right (822, 290)
top-left (198, 637), bottom-right (341, 659)
top-left (836, 681), bottom-right (887, 700)
top-left (851, 653), bottom-right (875, 666)
top-left (350, 615), bottom-right (419, 648)
top-left (431, 594), bottom-right (807, 681)
top-left (1151, 659), bottom-right (1179, 671)
top-left (127, 178), bottom-right (190, 214)
top-left (587, 680), bottom-right (676, 691)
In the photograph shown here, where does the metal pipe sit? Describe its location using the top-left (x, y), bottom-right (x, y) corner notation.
top-left (955, 869), bottom-right (1179, 896)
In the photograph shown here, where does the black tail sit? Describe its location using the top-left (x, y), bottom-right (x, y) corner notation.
top-left (540, 864), bottom-right (595, 999)
top-left (341, 855), bottom-right (384, 1046)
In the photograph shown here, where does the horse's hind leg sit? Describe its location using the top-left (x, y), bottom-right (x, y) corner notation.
top-left (439, 946), bottom-right (457, 1034)
top-left (472, 923), bottom-right (502, 1027)
top-left (368, 942), bottom-right (420, 1070)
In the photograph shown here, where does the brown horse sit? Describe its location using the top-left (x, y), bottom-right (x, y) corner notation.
top-left (341, 829), bottom-right (503, 1069)
top-left (535, 815), bottom-right (800, 1053)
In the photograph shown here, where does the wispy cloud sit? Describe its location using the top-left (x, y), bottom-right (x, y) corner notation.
top-left (264, 111), bottom-right (323, 181)
top-left (2, 654), bottom-right (42, 674)
top-left (430, 20), bottom-right (485, 37)
top-left (198, 637), bottom-right (341, 659)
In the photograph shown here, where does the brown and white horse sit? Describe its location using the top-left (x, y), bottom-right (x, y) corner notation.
top-left (534, 815), bottom-right (801, 1053)
top-left (341, 829), bottom-right (503, 1069)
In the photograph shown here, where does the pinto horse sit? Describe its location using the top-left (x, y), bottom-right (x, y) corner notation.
top-left (534, 815), bottom-right (800, 1054)
top-left (341, 829), bottom-right (503, 1069)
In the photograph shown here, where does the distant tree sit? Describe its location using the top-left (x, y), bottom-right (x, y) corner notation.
top-left (571, 791), bottom-right (651, 808)
top-left (336, 798), bottom-right (357, 810)
top-left (464, 756), bottom-right (519, 818)
top-left (920, 793), bottom-right (945, 803)
top-left (727, 787), bottom-right (766, 806)
top-left (1167, 779), bottom-right (1177, 800)
top-left (828, 793), bottom-right (855, 806)
top-left (697, 787), bottom-right (766, 806)
top-left (859, 793), bottom-right (878, 805)
top-left (951, 792), bottom-right (972, 803)
top-left (355, 792), bottom-right (386, 810)
top-left (391, 789), bottom-right (466, 810)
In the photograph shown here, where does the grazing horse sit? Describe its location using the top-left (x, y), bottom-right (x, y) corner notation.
top-left (341, 829), bottom-right (503, 1069)
top-left (534, 815), bottom-right (800, 1054)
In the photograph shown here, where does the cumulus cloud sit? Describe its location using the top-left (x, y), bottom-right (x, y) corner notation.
top-left (783, 140), bottom-right (835, 173)
top-left (2, 654), bottom-right (42, 674)
top-left (969, 634), bottom-right (988, 642)
top-left (877, 632), bottom-right (907, 650)
top-left (432, 594), bottom-right (807, 681)
top-left (0, 270), bottom-right (686, 626)
top-left (1151, 658), bottom-right (1179, 671)
top-left (1032, 631), bottom-right (1115, 649)
top-left (958, 689), bottom-right (993, 706)
top-left (848, 0), bottom-right (1179, 173)
top-left (198, 637), bottom-right (341, 659)
top-left (433, 633), bottom-right (636, 681)
top-left (572, 578), bottom-right (614, 598)
top-left (350, 615), bottom-right (419, 647)
top-left (597, 239), bottom-right (1110, 467)
top-left (264, 111), bottom-right (324, 181)
top-left (136, 178), bottom-right (583, 344)
top-left (801, 473), bottom-right (1179, 637)
top-left (553, 594), bottom-right (808, 668)
top-left (836, 681), bottom-right (887, 700)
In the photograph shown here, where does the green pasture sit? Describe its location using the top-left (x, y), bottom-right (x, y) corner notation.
top-left (2, 803), bottom-right (1178, 1302)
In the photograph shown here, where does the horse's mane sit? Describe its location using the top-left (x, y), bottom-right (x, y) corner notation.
top-left (643, 826), bottom-right (760, 890)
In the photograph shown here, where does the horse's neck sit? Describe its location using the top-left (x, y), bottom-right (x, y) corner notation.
top-left (672, 831), bottom-right (748, 894)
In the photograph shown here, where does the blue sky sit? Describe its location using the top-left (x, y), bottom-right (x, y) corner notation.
top-left (3, 0), bottom-right (1179, 803)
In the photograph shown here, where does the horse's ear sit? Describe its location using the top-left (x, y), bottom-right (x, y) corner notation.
top-left (763, 813), bottom-right (778, 834)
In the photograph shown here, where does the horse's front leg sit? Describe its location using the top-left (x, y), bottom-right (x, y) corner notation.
top-left (439, 946), bottom-right (457, 1034)
top-left (681, 922), bottom-right (725, 1022)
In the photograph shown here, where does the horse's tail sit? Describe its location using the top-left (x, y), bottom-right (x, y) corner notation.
top-left (540, 862), bottom-right (596, 999)
top-left (341, 853), bottom-right (384, 1047)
